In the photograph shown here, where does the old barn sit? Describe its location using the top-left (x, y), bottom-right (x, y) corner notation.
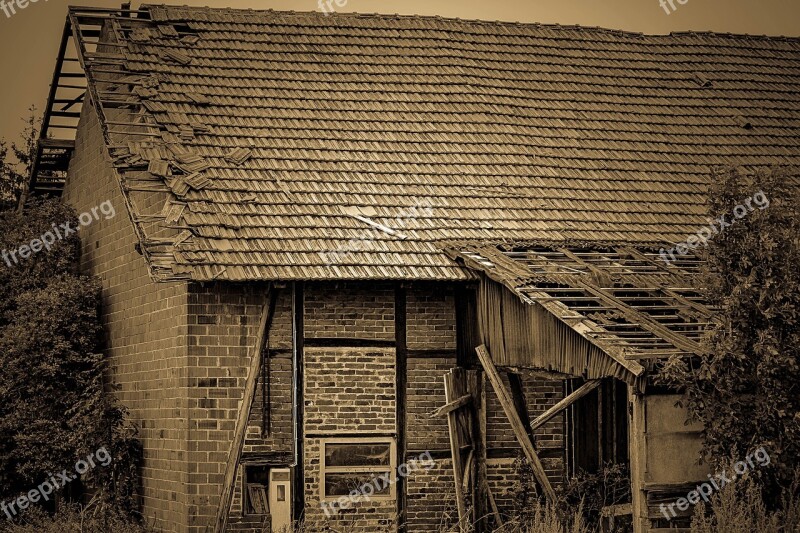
top-left (27, 4), bottom-right (800, 532)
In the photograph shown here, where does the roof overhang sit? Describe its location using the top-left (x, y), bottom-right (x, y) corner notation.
top-left (446, 243), bottom-right (716, 381)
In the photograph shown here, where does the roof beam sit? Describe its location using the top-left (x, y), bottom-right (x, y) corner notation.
top-left (475, 345), bottom-right (556, 501)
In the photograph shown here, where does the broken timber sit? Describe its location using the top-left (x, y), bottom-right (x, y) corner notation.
top-left (475, 345), bottom-right (557, 501)
top-left (530, 379), bottom-right (601, 431)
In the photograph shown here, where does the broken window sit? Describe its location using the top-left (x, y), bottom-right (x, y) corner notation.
top-left (320, 438), bottom-right (396, 500)
top-left (244, 465), bottom-right (270, 515)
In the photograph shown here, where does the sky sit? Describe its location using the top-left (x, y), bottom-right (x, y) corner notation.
top-left (0, 0), bottom-right (798, 144)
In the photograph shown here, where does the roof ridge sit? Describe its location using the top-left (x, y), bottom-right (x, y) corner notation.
top-left (137, 4), bottom-right (800, 41)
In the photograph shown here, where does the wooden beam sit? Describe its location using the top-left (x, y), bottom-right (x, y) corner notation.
top-left (395, 284), bottom-right (408, 530)
top-left (530, 379), bottom-right (601, 432)
top-left (444, 371), bottom-right (468, 531)
top-left (214, 287), bottom-right (275, 533)
top-left (432, 394), bottom-right (472, 418)
top-left (292, 282), bottom-right (305, 523)
top-left (474, 371), bottom-right (490, 533)
top-left (507, 372), bottom-right (535, 442)
top-left (475, 345), bottom-right (556, 501)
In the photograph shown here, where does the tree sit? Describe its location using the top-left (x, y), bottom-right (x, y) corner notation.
top-left (0, 199), bottom-right (141, 518)
top-left (0, 107), bottom-right (39, 212)
top-left (661, 167), bottom-right (800, 500)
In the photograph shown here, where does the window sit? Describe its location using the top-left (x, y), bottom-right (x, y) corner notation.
top-left (320, 438), bottom-right (396, 501)
top-left (244, 465), bottom-right (269, 515)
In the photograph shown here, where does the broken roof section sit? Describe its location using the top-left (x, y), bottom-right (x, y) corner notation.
top-left (36, 5), bottom-right (800, 281)
top-left (447, 245), bottom-right (715, 383)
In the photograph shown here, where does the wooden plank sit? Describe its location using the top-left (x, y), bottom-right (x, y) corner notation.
top-left (292, 282), bottom-right (305, 523)
top-left (444, 371), bottom-right (468, 532)
top-left (395, 285), bottom-right (408, 530)
top-left (432, 394), bottom-right (472, 418)
top-left (507, 372), bottom-right (535, 442)
top-left (530, 379), bottom-right (601, 431)
top-left (214, 289), bottom-right (275, 533)
top-left (473, 371), bottom-right (490, 533)
top-left (475, 345), bottom-right (556, 501)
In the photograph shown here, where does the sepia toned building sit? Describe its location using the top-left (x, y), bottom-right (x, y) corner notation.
top-left (27, 4), bottom-right (800, 532)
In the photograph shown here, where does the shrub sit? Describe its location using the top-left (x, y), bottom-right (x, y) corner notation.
top-left (0, 498), bottom-right (152, 533)
top-left (0, 199), bottom-right (141, 518)
top-left (690, 467), bottom-right (800, 533)
top-left (661, 167), bottom-right (800, 500)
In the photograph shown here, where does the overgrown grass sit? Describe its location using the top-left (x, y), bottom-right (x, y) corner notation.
top-left (690, 470), bottom-right (800, 533)
top-left (0, 497), bottom-right (153, 533)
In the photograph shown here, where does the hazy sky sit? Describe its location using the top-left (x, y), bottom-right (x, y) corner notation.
top-left (0, 0), bottom-right (798, 143)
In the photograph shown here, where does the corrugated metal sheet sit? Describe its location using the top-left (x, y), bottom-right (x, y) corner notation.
top-left (455, 245), bottom-right (715, 381)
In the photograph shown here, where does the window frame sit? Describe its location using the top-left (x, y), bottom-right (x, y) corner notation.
top-left (242, 463), bottom-right (271, 516)
top-left (319, 437), bottom-right (397, 502)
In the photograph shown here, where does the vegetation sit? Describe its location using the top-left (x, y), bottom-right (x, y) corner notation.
top-left (0, 107), bottom-right (37, 212)
top-left (661, 167), bottom-right (800, 500)
top-left (0, 199), bottom-right (141, 522)
top-left (0, 497), bottom-right (152, 533)
top-left (690, 464), bottom-right (800, 533)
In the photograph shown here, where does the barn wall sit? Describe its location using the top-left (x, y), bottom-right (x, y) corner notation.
top-left (63, 104), bottom-right (192, 532)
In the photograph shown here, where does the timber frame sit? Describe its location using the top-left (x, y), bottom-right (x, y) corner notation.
top-left (436, 243), bottom-right (715, 532)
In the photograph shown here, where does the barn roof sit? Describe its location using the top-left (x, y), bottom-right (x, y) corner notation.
top-left (41, 5), bottom-right (800, 281)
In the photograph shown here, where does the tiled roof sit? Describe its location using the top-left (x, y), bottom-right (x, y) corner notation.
top-left (76, 5), bottom-right (800, 281)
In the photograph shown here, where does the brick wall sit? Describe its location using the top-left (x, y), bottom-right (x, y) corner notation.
top-left (304, 282), bottom-right (395, 341)
top-left (185, 283), bottom-right (296, 532)
top-left (63, 104), bottom-right (191, 531)
top-left (406, 458), bottom-right (458, 531)
top-left (407, 285), bottom-right (456, 351)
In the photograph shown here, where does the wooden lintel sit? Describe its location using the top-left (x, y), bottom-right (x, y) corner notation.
top-left (432, 394), bottom-right (472, 418)
top-left (475, 345), bottom-right (556, 501)
top-left (530, 379), bottom-right (601, 432)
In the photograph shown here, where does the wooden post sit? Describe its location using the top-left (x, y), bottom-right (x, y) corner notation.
top-left (214, 288), bottom-right (276, 533)
top-left (628, 384), bottom-right (649, 533)
top-left (444, 371), bottom-right (468, 532)
top-left (473, 370), bottom-right (490, 532)
top-left (475, 345), bottom-right (556, 501)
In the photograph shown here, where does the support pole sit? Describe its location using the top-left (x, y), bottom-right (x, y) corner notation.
top-left (214, 287), bottom-right (276, 533)
top-left (475, 345), bottom-right (556, 501)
